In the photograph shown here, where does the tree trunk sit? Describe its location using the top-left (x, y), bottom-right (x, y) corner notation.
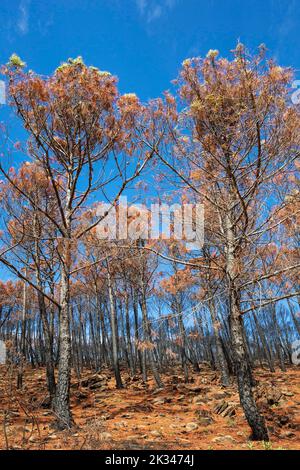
top-left (140, 294), bottom-right (163, 388)
top-left (230, 297), bottom-right (268, 440)
top-left (271, 306), bottom-right (286, 372)
top-left (17, 276), bottom-right (27, 390)
top-left (107, 266), bottom-right (123, 389)
top-left (253, 312), bottom-right (275, 373)
top-left (177, 311), bottom-right (189, 383)
top-left (125, 293), bottom-right (134, 375)
top-left (209, 299), bottom-right (230, 386)
top-left (133, 291), bottom-right (143, 375)
top-left (53, 244), bottom-right (73, 429)
top-left (226, 214), bottom-right (268, 441)
top-left (38, 291), bottom-right (56, 402)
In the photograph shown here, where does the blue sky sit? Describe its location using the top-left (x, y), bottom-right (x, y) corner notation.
top-left (0, 0), bottom-right (300, 100)
top-left (0, 0), bottom-right (300, 282)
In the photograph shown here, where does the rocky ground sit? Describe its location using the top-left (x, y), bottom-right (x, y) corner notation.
top-left (0, 365), bottom-right (299, 450)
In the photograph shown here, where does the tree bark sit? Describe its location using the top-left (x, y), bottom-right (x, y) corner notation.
top-left (53, 241), bottom-right (73, 429)
top-left (107, 265), bottom-right (123, 389)
top-left (17, 277), bottom-right (27, 390)
top-left (140, 293), bottom-right (163, 388)
top-left (209, 298), bottom-right (230, 386)
top-left (226, 214), bottom-right (268, 441)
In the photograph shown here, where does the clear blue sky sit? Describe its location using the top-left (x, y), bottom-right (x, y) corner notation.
top-left (0, 0), bottom-right (300, 100)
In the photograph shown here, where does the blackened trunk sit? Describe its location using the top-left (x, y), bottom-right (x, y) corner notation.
top-left (209, 299), bottom-right (230, 386)
top-left (226, 213), bottom-right (268, 441)
top-left (125, 294), bottom-right (134, 375)
top-left (133, 292), bottom-right (143, 376)
top-left (54, 260), bottom-right (73, 430)
top-left (17, 278), bottom-right (27, 390)
top-left (38, 291), bottom-right (56, 402)
top-left (107, 267), bottom-right (123, 389)
top-left (230, 295), bottom-right (269, 441)
top-left (140, 294), bottom-right (163, 388)
top-left (253, 312), bottom-right (275, 373)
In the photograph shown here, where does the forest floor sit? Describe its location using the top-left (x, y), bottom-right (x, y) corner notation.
top-left (0, 365), bottom-right (299, 450)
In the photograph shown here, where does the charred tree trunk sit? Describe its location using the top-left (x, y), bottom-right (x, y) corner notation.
top-left (107, 265), bottom-right (123, 389)
top-left (17, 278), bottom-right (27, 390)
top-left (253, 312), bottom-right (275, 373)
top-left (133, 290), bottom-right (143, 376)
top-left (209, 298), bottom-right (230, 386)
top-left (226, 214), bottom-right (268, 441)
top-left (140, 292), bottom-right (163, 388)
top-left (38, 291), bottom-right (56, 402)
top-left (53, 238), bottom-right (73, 430)
top-left (125, 293), bottom-right (134, 376)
